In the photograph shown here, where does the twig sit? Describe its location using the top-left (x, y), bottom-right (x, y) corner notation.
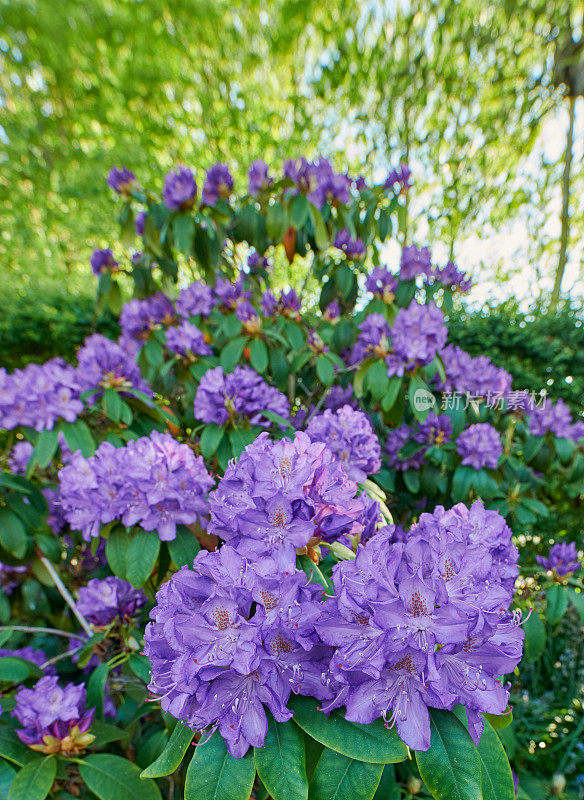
top-left (0, 625), bottom-right (82, 640)
top-left (38, 554), bottom-right (93, 637)
top-left (41, 648), bottom-right (82, 670)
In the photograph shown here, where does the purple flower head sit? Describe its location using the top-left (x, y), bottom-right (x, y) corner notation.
top-left (417, 413), bottom-right (453, 447)
top-left (90, 248), bottom-right (118, 276)
top-left (317, 500), bottom-right (522, 750)
top-left (386, 425), bottom-right (425, 472)
top-left (0, 359), bottom-right (83, 432)
top-left (354, 176), bottom-right (368, 192)
top-left (76, 576), bottom-right (146, 626)
top-left (457, 423), bottom-right (502, 470)
top-left (390, 301), bottom-right (447, 367)
top-left (194, 366), bottom-right (289, 428)
top-left (323, 301), bottom-right (341, 322)
top-left (306, 405), bottom-right (381, 482)
top-left (400, 245), bottom-right (432, 280)
top-left (528, 398), bottom-right (580, 440)
top-left (366, 267), bottom-right (398, 302)
top-left (261, 290), bottom-right (278, 317)
top-left (350, 313), bottom-right (391, 364)
top-left (325, 385), bottom-right (358, 412)
top-left (284, 158), bottom-right (351, 207)
top-left (175, 281), bottom-right (216, 319)
top-left (434, 262), bottom-right (472, 293)
top-left (163, 166), bottom-right (197, 211)
top-left (58, 431), bottom-right (214, 542)
top-left (536, 542), bottom-right (580, 576)
top-left (384, 163), bottom-right (412, 194)
top-left (438, 344), bottom-right (512, 397)
top-left (247, 251), bottom-right (270, 273)
top-left (214, 277), bottom-right (251, 310)
top-left (8, 441), bottom-right (34, 474)
top-left (76, 333), bottom-right (151, 397)
top-left (144, 546), bottom-right (331, 757)
top-left (385, 414), bottom-right (451, 472)
top-left (236, 301), bottom-right (261, 335)
top-left (166, 321), bottom-right (212, 358)
top-left (44, 487), bottom-right (66, 536)
top-left (202, 163), bottom-right (234, 206)
top-left (13, 676), bottom-right (95, 754)
top-left (135, 211), bottom-right (146, 236)
top-left (279, 288), bottom-right (301, 316)
top-left (107, 166), bottom-right (137, 195)
top-left (308, 331), bottom-right (328, 354)
top-left (119, 293), bottom-right (175, 341)
top-left (334, 229), bottom-right (366, 259)
top-left (248, 159), bottom-right (273, 195)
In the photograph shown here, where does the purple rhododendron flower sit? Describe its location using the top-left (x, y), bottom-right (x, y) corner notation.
top-left (247, 252), bottom-right (269, 272)
top-left (8, 440), bottom-right (33, 474)
top-left (144, 546), bottom-right (332, 758)
top-left (248, 160), bottom-right (273, 194)
top-left (323, 301), bottom-right (341, 322)
top-left (284, 158), bottom-right (351, 207)
top-left (0, 360), bottom-right (83, 432)
top-left (306, 405), bottom-right (381, 482)
top-left (261, 289), bottom-right (278, 317)
top-left (119, 293), bottom-right (175, 341)
top-left (316, 500), bottom-right (522, 751)
top-left (90, 248), bottom-right (118, 276)
top-left (175, 281), bottom-right (216, 318)
top-left (528, 398), bottom-right (582, 440)
top-left (457, 423), bottom-right (502, 470)
top-left (76, 333), bottom-right (151, 397)
top-left (166, 321), bottom-right (212, 358)
top-left (214, 277), bottom-right (251, 310)
top-left (163, 166), bottom-right (197, 210)
top-left (384, 163), bottom-right (411, 193)
top-left (434, 261), bottom-right (472, 292)
top-left (44, 487), bottom-right (66, 536)
top-left (76, 577), bottom-right (146, 626)
top-left (13, 676), bottom-right (95, 754)
top-left (194, 366), bottom-right (289, 428)
top-left (400, 244), bottom-right (432, 280)
top-left (58, 431), bottom-right (214, 541)
top-left (334, 229), bottom-right (366, 259)
top-left (536, 542), bottom-right (580, 576)
top-left (438, 345), bottom-right (512, 397)
top-left (0, 562), bottom-right (27, 595)
top-left (386, 426), bottom-right (425, 471)
top-left (391, 301), bottom-right (447, 367)
top-left (135, 211), bottom-right (146, 236)
top-left (366, 267), bottom-right (398, 302)
top-left (107, 166), bottom-right (137, 195)
top-left (350, 313), bottom-right (391, 364)
top-left (202, 163), bottom-right (234, 205)
top-left (236, 301), bottom-right (261, 335)
top-left (325, 385), bottom-right (357, 412)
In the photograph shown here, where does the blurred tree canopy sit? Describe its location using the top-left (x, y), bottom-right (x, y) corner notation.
top-left (0, 0), bottom-right (583, 302)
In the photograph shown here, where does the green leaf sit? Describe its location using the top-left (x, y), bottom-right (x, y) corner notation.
top-left (126, 530), bottom-right (160, 588)
top-left (184, 732), bottom-right (255, 800)
top-left (0, 729), bottom-right (41, 767)
top-left (250, 339), bottom-right (269, 374)
top-left (200, 424), bottom-right (225, 457)
top-left (451, 465), bottom-right (475, 502)
top-left (568, 588), bottom-right (584, 624)
top-left (144, 339), bottom-right (164, 369)
top-left (310, 206), bottom-right (329, 251)
top-left (291, 194), bottom-right (310, 229)
top-left (365, 360), bottom-right (389, 401)
top-left (105, 526), bottom-right (129, 580)
top-left (28, 429), bottom-right (59, 472)
top-left (87, 663), bottom-right (110, 720)
top-left (267, 202), bottom-right (287, 241)
top-left (285, 321), bottom-right (304, 351)
top-left (229, 427), bottom-right (261, 458)
top-left (254, 716), bottom-right (308, 800)
top-left (335, 265), bottom-right (354, 299)
top-left (129, 653), bottom-right (151, 684)
top-left (373, 765), bottom-right (399, 800)
top-left (173, 214), bottom-right (195, 254)
top-left (290, 696), bottom-right (408, 764)
top-left (308, 748), bottom-right (383, 800)
top-left (269, 348), bottom-right (289, 389)
top-left (141, 722), bottom-right (195, 778)
top-left (59, 420), bottom-right (95, 457)
top-left (316, 355), bottom-right (335, 386)
top-left (381, 377), bottom-right (402, 412)
top-left (0, 510), bottom-right (27, 559)
top-left (220, 337), bottom-right (247, 372)
top-left (0, 658), bottom-right (42, 683)
top-left (0, 759), bottom-right (16, 800)
top-left (476, 719), bottom-right (514, 800)
top-left (297, 555), bottom-right (331, 593)
top-left (523, 612), bottom-right (546, 662)
top-left (408, 375), bottom-right (435, 422)
top-left (484, 711), bottom-right (513, 731)
top-left (168, 525), bottom-right (200, 568)
top-left (402, 470), bottom-right (421, 494)
top-left (103, 388), bottom-right (124, 423)
top-left (546, 584), bottom-right (569, 625)
top-left (90, 722), bottom-right (127, 749)
top-left (79, 754), bottom-right (161, 800)
top-left (7, 756), bottom-right (56, 800)
top-left (415, 709), bottom-right (481, 800)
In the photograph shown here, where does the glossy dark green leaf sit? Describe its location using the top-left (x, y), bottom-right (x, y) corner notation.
top-left (7, 756), bottom-right (56, 800)
top-left (200, 423), bottom-right (225, 457)
top-left (408, 374), bottom-right (434, 422)
top-left (483, 710), bottom-right (513, 731)
top-left (87, 663), bottom-right (110, 720)
top-left (316, 355), bottom-right (335, 386)
top-left (59, 420), bottom-right (95, 457)
top-left (290, 696), bottom-right (408, 764)
top-left (308, 748), bottom-right (383, 800)
top-left (128, 653), bottom-right (151, 684)
top-left (250, 339), bottom-right (269, 373)
top-left (28, 429), bottom-right (59, 472)
top-left (168, 525), bottom-right (200, 568)
top-left (79, 754), bottom-right (161, 800)
top-left (0, 510), bottom-right (27, 559)
top-left (0, 729), bottom-right (41, 767)
top-left (0, 658), bottom-right (42, 683)
top-left (568, 588), bottom-right (584, 624)
top-left (105, 526), bottom-right (129, 579)
top-left (523, 612), bottom-right (546, 662)
top-left (254, 716), bottom-right (308, 800)
top-left (372, 764), bottom-right (399, 800)
top-left (141, 722), bottom-right (195, 778)
top-left (546, 584), bottom-right (568, 625)
top-left (173, 214), bottom-right (195, 254)
top-left (291, 194), bottom-right (310, 229)
top-left (220, 336), bottom-right (247, 372)
top-left (365, 360), bottom-right (389, 400)
top-left (415, 709), bottom-right (482, 800)
top-left (297, 555), bottom-right (331, 593)
top-left (184, 732), bottom-right (255, 800)
top-left (0, 758), bottom-right (16, 800)
top-left (476, 719), bottom-right (514, 800)
top-left (126, 529), bottom-right (160, 588)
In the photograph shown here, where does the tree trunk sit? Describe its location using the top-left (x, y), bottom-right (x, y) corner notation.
top-left (550, 95), bottom-right (576, 310)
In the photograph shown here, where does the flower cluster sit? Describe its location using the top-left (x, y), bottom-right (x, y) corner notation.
top-left (365, 267), bottom-right (398, 303)
top-left (388, 301), bottom-right (447, 372)
top-left (165, 321), bottom-right (211, 358)
top-left (76, 333), bottom-right (151, 397)
top-left (0, 360), bottom-right (83, 431)
top-left (76, 577), bottom-right (147, 626)
top-left (536, 542), bottom-right (580, 576)
top-left (58, 431), bottom-right (214, 541)
top-left (202, 163), bottom-right (234, 205)
top-left (528, 398), bottom-right (584, 441)
top-left (144, 547), bottom-right (331, 758)
top-left (194, 366), bottom-right (289, 428)
top-left (207, 432), bottom-right (370, 567)
top-left (306, 405), bottom-right (381, 482)
top-left (316, 500), bottom-right (522, 750)
top-left (175, 281), bottom-right (216, 318)
top-left (13, 676), bottom-right (95, 755)
top-left (350, 313), bottom-right (391, 363)
top-left (261, 288), bottom-right (301, 318)
top-left (400, 244), bottom-right (432, 280)
top-left (214, 277), bottom-right (251, 311)
top-left (90, 248), bottom-right (118, 276)
top-left (433, 261), bottom-right (472, 292)
top-left (248, 159), bottom-right (273, 194)
top-left (334, 229), bottom-right (366, 259)
top-left (456, 423), bottom-right (502, 470)
top-left (0, 646), bottom-right (50, 671)
top-left (439, 345), bottom-right (512, 397)
top-left (284, 157), bottom-right (351, 207)
top-left (107, 166), bottom-right (137, 195)
top-left (385, 413), bottom-right (453, 471)
top-left (163, 166), bottom-right (197, 210)
top-left (119, 293), bottom-right (176, 342)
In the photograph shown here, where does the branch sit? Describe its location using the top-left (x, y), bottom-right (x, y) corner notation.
top-left (38, 554), bottom-right (93, 637)
top-left (0, 625), bottom-right (82, 640)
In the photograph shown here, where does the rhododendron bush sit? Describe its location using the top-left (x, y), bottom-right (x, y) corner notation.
top-left (0, 157), bottom-right (583, 800)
